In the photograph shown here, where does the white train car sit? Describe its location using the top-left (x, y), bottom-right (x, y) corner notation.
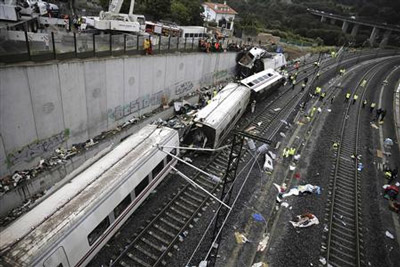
top-left (0, 125), bottom-right (179, 267)
top-left (241, 68), bottom-right (285, 99)
top-left (192, 83), bottom-right (251, 149)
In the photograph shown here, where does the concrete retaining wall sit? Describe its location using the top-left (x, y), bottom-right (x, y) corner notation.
top-left (0, 52), bottom-right (236, 177)
top-left (0, 95), bottom-right (199, 217)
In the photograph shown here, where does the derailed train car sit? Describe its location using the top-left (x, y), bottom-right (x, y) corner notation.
top-left (191, 83), bottom-right (251, 149)
top-left (241, 68), bottom-right (285, 100)
top-left (190, 68), bottom-right (284, 149)
top-left (0, 125), bottom-right (179, 267)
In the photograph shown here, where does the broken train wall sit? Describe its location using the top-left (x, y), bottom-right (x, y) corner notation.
top-left (0, 52), bottom-right (236, 178)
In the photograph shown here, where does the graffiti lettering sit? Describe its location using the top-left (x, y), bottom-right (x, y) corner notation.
top-left (175, 81), bottom-right (193, 95)
top-left (7, 131), bottom-right (67, 166)
top-left (107, 90), bottom-right (164, 121)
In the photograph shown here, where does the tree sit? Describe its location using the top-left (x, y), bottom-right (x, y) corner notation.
top-left (170, 0), bottom-right (191, 25)
top-left (145, 0), bottom-right (171, 20)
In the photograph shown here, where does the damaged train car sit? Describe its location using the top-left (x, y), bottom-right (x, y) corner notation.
top-left (190, 83), bottom-right (251, 149)
top-left (186, 68), bottom-right (285, 149)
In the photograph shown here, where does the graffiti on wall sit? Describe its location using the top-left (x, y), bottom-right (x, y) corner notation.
top-left (107, 67), bottom-right (233, 122)
top-left (175, 81), bottom-right (193, 95)
top-left (107, 90), bottom-right (166, 121)
top-left (107, 80), bottom-right (195, 121)
top-left (7, 131), bottom-right (68, 166)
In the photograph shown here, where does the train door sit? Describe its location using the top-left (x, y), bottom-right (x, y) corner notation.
top-left (43, 247), bottom-right (70, 267)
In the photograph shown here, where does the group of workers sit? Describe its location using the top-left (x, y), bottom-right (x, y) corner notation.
top-left (199, 39), bottom-right (224, 53)
top-left (282, 147), bottom-right (296, 158)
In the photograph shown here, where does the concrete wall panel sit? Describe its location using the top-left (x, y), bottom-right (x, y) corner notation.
top-left (0, 138), bottom-right (7, 177)
top-left (138, 56), bottom-right (155, 115)
top-left (0, 52), bottom-right (237, 175)
top-left (0, 68), bottom-right (37, 152)
top-left (27, 65), bottom-right (65, 140)
top-left (106, 59), bottom-right (124, 128)
top-left (84, 61), bottom-right (107, 137)
top-left (58, 62), bottom-right (88, 146)
top-left (165, 55), bottom-right (178, 95)
top-left (194, 54), bottom-right (205, 88)
top-left (122, 57), bottom-right (141, 120)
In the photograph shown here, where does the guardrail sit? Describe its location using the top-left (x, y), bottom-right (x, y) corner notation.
top-left (0, 30), bottom-right (251, 64)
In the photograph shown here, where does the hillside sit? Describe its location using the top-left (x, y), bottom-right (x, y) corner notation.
top-left (222, 0), bottom-right (400, 46)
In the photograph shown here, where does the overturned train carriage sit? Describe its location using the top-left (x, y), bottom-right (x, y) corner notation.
top-left (0, 125), bottom-right (179, 267)
top-left (192, 83), bottom-right (251, 149)
top-left (241, 68), bottom-right (285, 100)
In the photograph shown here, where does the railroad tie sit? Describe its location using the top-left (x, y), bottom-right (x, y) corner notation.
top-left (170, 206), bottom-right (191, 218)
top-left (159, 217), bottom-right (181, 231)
top-left (154, 223), bottom-right (175, 238)
top-left (126, 252), bottom-right (152, 267)
top-left (134, 245), bottom-right (159, 261)
top-left (175, 201), bottom-right (195, 213)
top-left (165, 211), bottom-right (185, 224)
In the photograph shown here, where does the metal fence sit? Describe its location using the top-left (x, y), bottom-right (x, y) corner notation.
top-left (0, 30), bottom-right (238, 64)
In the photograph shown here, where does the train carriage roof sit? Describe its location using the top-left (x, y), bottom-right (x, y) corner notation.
top-left (0, 125), bottom-right (177, 264)
top-left (240, 68), bottom-right (283, 93)
top-left (194, 83), bottom-right (250, 129)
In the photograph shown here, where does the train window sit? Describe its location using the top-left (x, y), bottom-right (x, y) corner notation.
top-left (135, 178), bottom-right (149, 196)
top-left (189, 33), bottom-right (194, 37)
top-left (152, 161), bottom-right (164, 179)
top-left (185, 33), bottom-right (189, 38)
top-left (114, 194), bottom-right (132, 218)
top-left (88, 217), bottom-right (110, 246)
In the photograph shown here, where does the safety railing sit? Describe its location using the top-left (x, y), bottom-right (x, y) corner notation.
top-left (0, 30), bottom-right (249, 64)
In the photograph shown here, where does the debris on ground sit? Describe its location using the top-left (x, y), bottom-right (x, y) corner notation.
top-left (263, 153), bottom-right (274, 171)
top-left (0, 115), bottom-right (143, 194)
top-left (357, 163), bottom-right (364, 172)
top-left (370, 122), bottom-right (379, 129)
top-left (281, 202), bottom-right (290, 208)
top-left (289, 164), bottom-right (296, 171)
top-left (290, 213), bottom-right (319, 228)
top-left (252, 262), bottom-right (268, 267)
top-left (383, 183), bottom-right (399, 200)
top-left (234, 232), bottom-right (250, 244)
top-left (252, 213), bottom-right (265, 222)
top-left (385, 230), bottom-right (395, 239)
top-left (281, 184), bottom-right (321, 198)
top-left (183, 157), bottom-right (193, 163)
top-left (384, 138), bottom-right (393, 147)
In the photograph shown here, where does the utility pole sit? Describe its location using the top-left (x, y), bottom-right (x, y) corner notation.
top-left (206, 131), bottom-right (271, 266)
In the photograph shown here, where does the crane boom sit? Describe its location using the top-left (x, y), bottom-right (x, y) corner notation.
top-left (108, 0), bottom-right (124, 14)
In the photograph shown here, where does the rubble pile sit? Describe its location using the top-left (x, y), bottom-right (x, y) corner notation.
top-left (0, 191), bottom-right (44, 227)
top-left (0, 117), bottom-right (140, 195)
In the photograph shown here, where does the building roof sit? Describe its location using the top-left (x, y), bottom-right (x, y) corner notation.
top-left (203, 2), bottom-right (238, 15)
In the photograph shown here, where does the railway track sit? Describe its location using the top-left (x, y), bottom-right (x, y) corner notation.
top-left (99, 50), bottom-right (397, 267)
top-left (109, 62), bottom-right (315, 267)
top-left (321, 58), bottom-right (399, 267)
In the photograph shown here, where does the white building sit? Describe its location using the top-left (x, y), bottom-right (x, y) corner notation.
top-left (202, 1), bottom-right (237, 31)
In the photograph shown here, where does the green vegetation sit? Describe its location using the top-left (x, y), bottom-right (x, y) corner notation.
top-left (97, 0), bottom-right (400, 46)
top-left (98, 0), bottom-right (204, 25)
top-left (222, 0), bottom-right (400, 46)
